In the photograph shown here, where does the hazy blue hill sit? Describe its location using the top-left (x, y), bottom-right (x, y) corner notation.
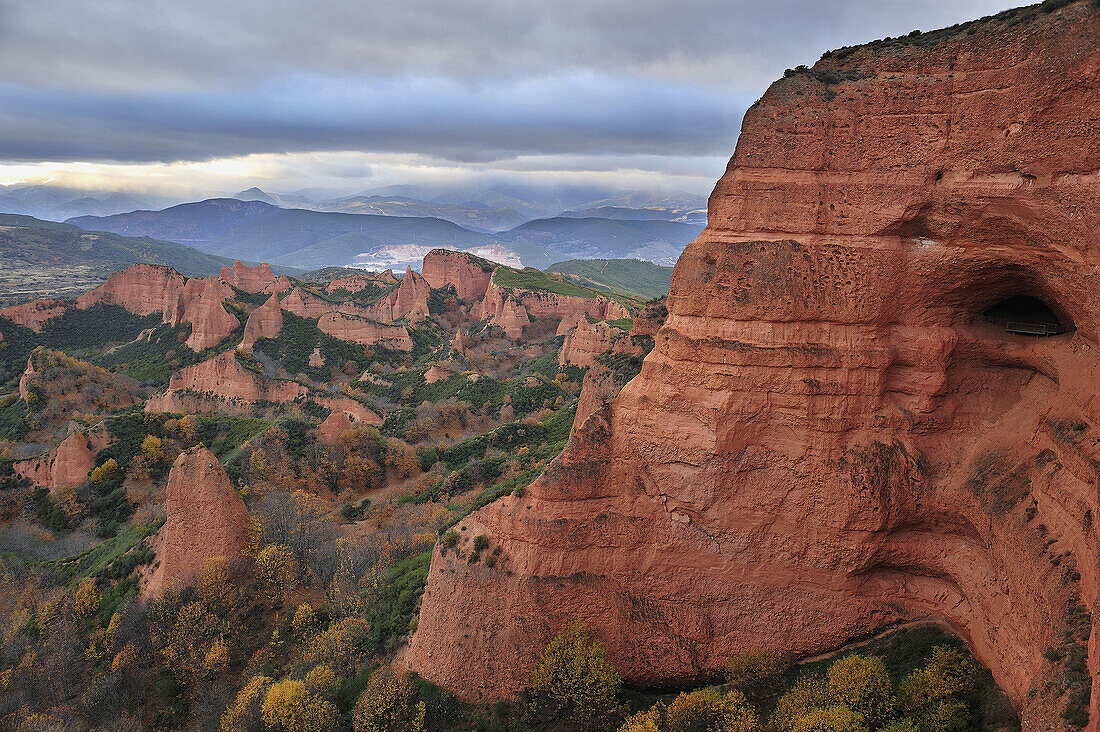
top-left (69, 198), bottom-right (703, 269)
top-left (496, 216), bottom-right (703, 265)
top-left (202, 207), bottom-right (491, 268)
top-left (0, 214), bottom-right (236, 302)
top-left (545, 258), bottom-right (674, 299)
top-left (69, 198), bottom-right (494, 268)
top-left (67, 198), bottom-right (277, 245)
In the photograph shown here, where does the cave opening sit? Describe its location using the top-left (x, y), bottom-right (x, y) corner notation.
top-left (982, 295), bottom-right (1071, 336)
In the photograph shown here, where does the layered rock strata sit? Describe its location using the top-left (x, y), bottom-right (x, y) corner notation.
top-left (219, 260), bottom-right (290, 293)
top-left (408, 5), bottom-right (1100, 729)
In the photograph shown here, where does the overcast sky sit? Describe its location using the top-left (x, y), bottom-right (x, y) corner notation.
top-left (0, 0), bottom-right (1017, 197)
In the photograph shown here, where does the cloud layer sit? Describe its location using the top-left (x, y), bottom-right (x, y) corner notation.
top-left (0, 0), bottom-right (1017, 194)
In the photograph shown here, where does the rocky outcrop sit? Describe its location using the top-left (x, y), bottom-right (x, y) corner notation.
top-left (280, 287), bottom-right (334, 318)
top-left (476, 279), bottom-right (628, 338)
top-left (475, 283), bottom-right (531, 338)
top-left (145, 351), bottom-right (308, 414)
top-left (220, 260), bottom-right (290, 293)
top-left (241, 294), bottom-right (283, 351)
top-left (558, 314), bottom-right (615, 368)
top-left (316, 397), bottom-right (383, 443)
top-left (408, 6), bottom-right (1100, 728)
top-left (175, 277), bottom-right (240, 351)
top-left (325, 270), bottom-right (397, 294)
top-left (17, 356), bottom-right (35, 402)
top-left (0, 299), bottom-right (70, 332)
top-left (422, 249), bottom-right (495, 301)
top-left (363, 267), bottom-right (430, 322)
top-left (316, 312), bottom-right (413, 351)
top-left (76, 264), bottom-right (238, 352)
top-left (142, 447), bottom-right (249, 599)
top-left (13, 430), bottom-right (101, 490)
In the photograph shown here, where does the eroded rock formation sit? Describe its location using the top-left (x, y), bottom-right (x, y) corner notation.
top-left (325, 270), bottom-right (397, 294)
top-left (408, 5), bottom-right (1100, 728)
top-left (220, 260), bottom-right (290, 293)
top-left (362, 267), bottom-right (430, 322)
top-left (142, 446), bottom-right (250, 599)
top-left (422, 249), bottom-right (495, 301)
top-left (316, 312), bottom-right (413, 350)
top-left (316, 397), bottom-right (383, 443)
top-left (76, 264), bottom-right (238, 352)
top-left (14, 429), bottom-right (104, 490)
top-left (476, 278), bottom-right (629, 339)
top-left (0, 299), bottom-right (70, 332)
top-left (145, 351), bottom-right (308, 414)
top-left (241, 293), bottom-right (283, 351)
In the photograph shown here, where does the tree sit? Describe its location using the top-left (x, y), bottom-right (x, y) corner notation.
top-left (262, 679), bottom-right (338, 732)
top-left (353, 669), bottom-right (426, 732)
top-left (141, 435), bottom-right (166, 465)
top-left (826, 656), bottom-right (893, 727)
top-left (73, 577), bottom-right (100, 618)
top-left (525, 620), bottom-right (624, 731)
top-left (89, 458), bottom-right (120, 486)
top-left (770, 676), bottom-right (828, 732)
top-left (221, 674), bottom-right (272, 732)
top-left (791, 706), bottom-right (867, 732)
top-left (255, 543), bottom-right (297, 604)
top-left (666, 688), bottom-right (758, 732)
top-left (727, 648), bottom-right (792, 701)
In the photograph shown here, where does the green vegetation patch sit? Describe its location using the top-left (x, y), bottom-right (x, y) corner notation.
top-left (492, 266), bottom-right (608, 299)
top-left (545, 258), bottom-right (673, 300)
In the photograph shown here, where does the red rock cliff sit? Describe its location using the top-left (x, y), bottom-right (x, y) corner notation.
top-left (407, 6), bottom-right (1100, 728)
top-left (142, 446), bottom-right (249, 599)
top-left (76, 264), bottom-right (238, 352)
top-left (0, 299), bottom-right (70, 332)
top-left (241, 293), bottom-right (283, 351)
top-left (422, 249), bottom-right (495, 301)
top-left (220, 260), bottom-right (290, 293)
top-left (145, 351), bottom-right (308, 414)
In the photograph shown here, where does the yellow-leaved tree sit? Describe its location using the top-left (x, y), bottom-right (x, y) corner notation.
top-left (353, 668), bottom-right (426, 732)
top-left (261, 678), bottom-right (338, 732)
top-left (525, 620), bottom-right (624, 732)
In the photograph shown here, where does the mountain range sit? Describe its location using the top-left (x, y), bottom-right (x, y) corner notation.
top-left (68, 197), bottom-right (705, 271)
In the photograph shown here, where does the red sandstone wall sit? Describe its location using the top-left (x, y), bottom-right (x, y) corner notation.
top-left (407, 6), bottom-right (1100, 728)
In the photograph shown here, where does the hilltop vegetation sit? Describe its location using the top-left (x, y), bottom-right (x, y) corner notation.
top-left (545, 258), bottom-right (673, 299)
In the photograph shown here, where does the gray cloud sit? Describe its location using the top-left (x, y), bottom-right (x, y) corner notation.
top-left (0, 0), bottom-right (1019, 187)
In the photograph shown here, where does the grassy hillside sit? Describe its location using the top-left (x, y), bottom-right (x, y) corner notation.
top-left (0, 214), bottom-right (235, 304)
top-left (545, 258), bottom-right (673, 299)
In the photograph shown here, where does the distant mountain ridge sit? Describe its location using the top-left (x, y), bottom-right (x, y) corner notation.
top-left (68, 198), bottom-right (704, 270)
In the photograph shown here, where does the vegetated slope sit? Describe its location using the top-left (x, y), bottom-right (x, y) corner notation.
top-left (495, 216), bottom-right (704, 265)
top-left (0, 214), bottom-right (236, 303)
top-left (545, 258), bottom-right (674, 299)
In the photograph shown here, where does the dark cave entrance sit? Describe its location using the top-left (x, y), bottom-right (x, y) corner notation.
top-left (982, 295), bottom-right (1072, 336)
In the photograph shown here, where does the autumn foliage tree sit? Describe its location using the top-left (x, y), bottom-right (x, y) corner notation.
top-left (525, 620), bottom-right (624, 732)
top-left (353, 668), bottom-right (426, 732)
